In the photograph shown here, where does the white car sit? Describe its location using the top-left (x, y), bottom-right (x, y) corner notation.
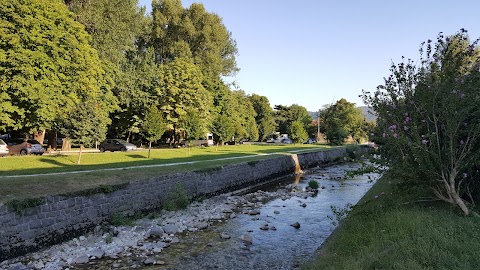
top-left (0, 139), bottom-right (8, 156)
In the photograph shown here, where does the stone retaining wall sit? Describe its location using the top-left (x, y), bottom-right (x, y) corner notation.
top-left (0, 148), bottom-right (346, 261)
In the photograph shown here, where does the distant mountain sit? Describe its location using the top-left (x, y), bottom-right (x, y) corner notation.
top-left (359, 106), bottom-right (376, 122)
top-left (308, 106), bottom-right (376, 122)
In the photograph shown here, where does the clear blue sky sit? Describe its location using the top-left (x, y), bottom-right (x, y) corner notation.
top-left (138, 0), bottom-right (480, 111)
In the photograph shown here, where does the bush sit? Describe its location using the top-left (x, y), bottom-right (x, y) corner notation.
top-left (308, 180), bottom-right (319, 189)
top-left (362, 30), bottom-right (480, 215)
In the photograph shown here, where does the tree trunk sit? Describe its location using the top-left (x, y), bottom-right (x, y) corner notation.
top-left (62, 139), bottom-right (71, 151)
top-left (34, 130), bottom-right (46, 146)
top-left (77, 145), bottom-right (83, 164)
top-left (148, 141), bottom-right (152, 159)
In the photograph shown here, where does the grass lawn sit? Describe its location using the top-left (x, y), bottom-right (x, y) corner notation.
top-left (303, 171), bottom-right (480, 270)
top-left (0, 144), bottom-right (332, 203)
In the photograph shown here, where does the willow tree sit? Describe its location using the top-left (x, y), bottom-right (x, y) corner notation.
top-left (0, 0), bottom-right (116, 141)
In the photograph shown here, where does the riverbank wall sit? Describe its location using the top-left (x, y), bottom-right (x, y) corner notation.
top-left (0, 148), bottom-right (347, 261)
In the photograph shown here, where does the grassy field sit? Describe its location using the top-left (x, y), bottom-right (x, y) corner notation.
top-left (304, 171), bottom-right (480, 270)
top-left (0, 144), bottom-right (332, 203)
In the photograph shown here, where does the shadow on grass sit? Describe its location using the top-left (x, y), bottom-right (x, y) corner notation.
top-left (126, 154), bottom-right (146, 159)
top-left (38, 158), bottom-right (71, 167)
top-left (0, 145), bottom-right (333, 177)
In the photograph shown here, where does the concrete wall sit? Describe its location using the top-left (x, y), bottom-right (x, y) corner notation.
top-left (0, 148), bottom-right (346, 261)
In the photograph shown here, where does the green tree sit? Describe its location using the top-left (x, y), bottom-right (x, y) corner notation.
top-left (362, 30), bottom-right (480, 215)
top-left (180, 109), bottom-right (205, 151)
top-left (274, 104), bottom-right (312, 135)
top-left (212, 114), bottom-right (235, 145)
top-left (249, 94), bottom-right (276, 141)
top-left (142, 105), bottom-right (167, 158)
top-left (0, 0), bottom-right (116, 137)
top-left (67, 0), bottom-right (151, 141)
top-left (157, 58), bottom-right (212, 144)
top-left (320, 99), bottom-right (365, 145)
top-left (289, 121), bottom-right (308, 144)
top-left (151, 0), bottom-right (238, 77)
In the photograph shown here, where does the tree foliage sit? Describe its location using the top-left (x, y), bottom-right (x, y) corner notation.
top-left (151, 0), bottom-right (238, 78)
top-left (249, 94), bottom-right (276, 141)
top-left (319, 98), bottom-right (366, 145)
top-left (363, 30), bottom-right (480, 215)
top-left (157, 58), bottom-right (212, 142)
top-left (0, 0), bottom-right (116, 135)
top-left (289, 120), bottom-right (308, 144)
top-left (142, 105), bottom-right (167, 157)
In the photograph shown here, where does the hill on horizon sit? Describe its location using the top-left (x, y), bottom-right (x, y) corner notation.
top-left (308, 106), bottom-right (376, 122)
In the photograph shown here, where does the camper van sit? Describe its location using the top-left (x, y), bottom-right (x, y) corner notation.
top-left (191, 133), bottom-right (214, 147)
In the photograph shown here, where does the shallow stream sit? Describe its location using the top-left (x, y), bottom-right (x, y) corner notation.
top-left (138, 163), bottom-right (376, 270)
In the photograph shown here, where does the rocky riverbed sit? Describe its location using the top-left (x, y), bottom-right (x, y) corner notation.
top-left (1, 163), bottom-right (375, 270)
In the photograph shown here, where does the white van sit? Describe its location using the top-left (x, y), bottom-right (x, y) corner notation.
top-left (191, 133), bottom-right (214, 147)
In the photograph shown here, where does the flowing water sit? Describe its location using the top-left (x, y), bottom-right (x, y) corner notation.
top-left (76, 163), bottom-right (374, 270)
top-left (135, 163), bottom-right (376, 270)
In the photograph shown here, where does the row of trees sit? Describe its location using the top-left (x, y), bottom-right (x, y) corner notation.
top-left (1, 0), bottom-right (329, 148)
top-left (1, 0), bottom-right (370, 148)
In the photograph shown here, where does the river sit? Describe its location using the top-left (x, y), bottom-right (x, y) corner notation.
top-left (138, 162), bottom-right (375, 270)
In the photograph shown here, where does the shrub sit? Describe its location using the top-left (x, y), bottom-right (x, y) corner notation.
top-left (362, 29), bottom-right (480, 215)
top-left (308, 180), bottom-right (319, 189)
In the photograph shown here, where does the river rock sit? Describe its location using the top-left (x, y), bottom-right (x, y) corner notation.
top-left (73, 255), bottom-right (89, 264)
top-left (8, 263), bottom-right (27, 270)
top-left (220, 232), bottom-right (231, 239)
top-left (89, 248), bottom-right (105, 259)
top-left (147, 227), bottom-right (164, 238)
top-left (240, 234), bottom-right (253, 244)
top-left (274, 210), bottom-right (280, 214)
top-left (163, 224), bottom-right (179, 234)
top-left (248, 210), bottom-right (260, 215)
top-left (260, 224), bottom-right (269, 230)
top-left (291, 222), bottom-right (301, 229)
top-left (33, 260), bottom-right (44, 270)
top-left (300, 203), bottom-right (307, 208)
top-left (143, 257), bottom-right (155, 265)
top-left (269, 226), bottom-right (277, 231)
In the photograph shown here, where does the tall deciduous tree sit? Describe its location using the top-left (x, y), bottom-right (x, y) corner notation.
top-left (319, 99), bottom-right (365, 145)
top-left (157, 58), bottom-right (212, 144)
top-left (289, 120), bottom-right (308, 144)
top-left (274, 104), bottom-right (312, 135)
top-left (142, 105), bottom-right (167, 158)
top-left (0, 0), bottom-right (116, 136)
top-left (249, 94), bottom-right (276, 141)
top-left (151, 0), bottom-right (238, 78)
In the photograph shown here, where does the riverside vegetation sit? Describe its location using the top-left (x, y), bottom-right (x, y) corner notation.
top-left (307, 30), bottom-right (480, 269)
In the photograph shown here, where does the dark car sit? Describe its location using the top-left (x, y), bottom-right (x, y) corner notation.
top-left (6, 138), bottom-right (45, 155)
top-left (99, 139), bottom-right (137, 152)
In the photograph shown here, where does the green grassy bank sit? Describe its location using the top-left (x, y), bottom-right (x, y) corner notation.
top-left (0, 144), bottom-right (331, 203)
top-left (304, 172), bottom-right (480, 270)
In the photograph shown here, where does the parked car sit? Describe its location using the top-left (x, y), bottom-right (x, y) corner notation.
top-left (0, 139), bottom-right (8, 156)
top-left (282, 138), bottom-right (292, 144)
top-left (304, 138), bottom-right (316, 144)
top-left (6, 138), bottom-right (45, 155)
top-left (99, 139), bottom-right (137, 152)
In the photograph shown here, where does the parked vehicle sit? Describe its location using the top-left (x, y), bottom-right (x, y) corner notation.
top-left (191, 133), bottom-right (215, 147)
top-left (99, 139), bottom-right (137, 152)
top-left (0, 139), bottom-right (8, 156)
top-left (304, 138), bottom-right (316, 144)
top-left (6, 138), bottom-right (45, 155)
